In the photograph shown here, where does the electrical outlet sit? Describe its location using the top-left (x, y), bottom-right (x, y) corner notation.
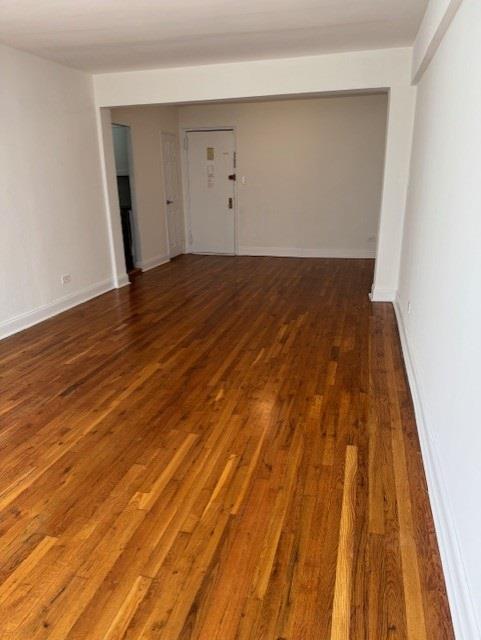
top-left (61, 274), bottom-right (72, 286)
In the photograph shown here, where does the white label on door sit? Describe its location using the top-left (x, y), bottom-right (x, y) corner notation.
top-left (207, 163), bottom-right (215, 188)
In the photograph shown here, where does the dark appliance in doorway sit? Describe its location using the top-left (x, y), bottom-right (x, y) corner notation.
top-left (117, 175), bottom-right (135, 272)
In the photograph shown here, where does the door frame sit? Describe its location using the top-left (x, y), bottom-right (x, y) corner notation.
top-left (160, 130), bottom-right (185, 258)
top-left (111, 122), bottom-right (142, 268)
top-left (180, 126), bottom-right (239, 255)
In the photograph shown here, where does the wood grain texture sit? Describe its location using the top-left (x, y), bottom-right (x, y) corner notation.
top-left (331, 445), bottom-right (358, 640)
top-left (0, 255), bottom-right (453, 639)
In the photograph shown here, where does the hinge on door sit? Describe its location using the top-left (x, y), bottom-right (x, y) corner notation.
top-left (183, 136), bottom-right (188, 151)
top-left (233, 151), bottom-right (237, 168)
top-left (228, 197), bottom-right (233, 209)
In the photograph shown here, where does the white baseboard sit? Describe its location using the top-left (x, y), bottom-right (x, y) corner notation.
top-left (138, 254), bottom-right (170, 272)
top-left (394, 298), bottom-right (480, 640)
top-left (238, 246), bottom-right (376, 259)
top-left (117, 273), bottom-right (130, 288)
top-left (0, 278), bottom-right (115, 341)
top-left (369, 287), bottom-right (397, 302)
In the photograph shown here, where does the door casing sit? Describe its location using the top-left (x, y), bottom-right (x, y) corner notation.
top-left (112, 122), bottom-right (142, 268)
top-left (161, 131), bottom-right (185, 258)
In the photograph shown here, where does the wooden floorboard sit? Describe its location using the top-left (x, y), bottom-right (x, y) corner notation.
top-left (0, 255), bottom-right (453, 639)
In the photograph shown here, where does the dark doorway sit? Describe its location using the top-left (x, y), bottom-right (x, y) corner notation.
top-left (112, 123), bottom-right (140, 277)
top-left (117, 175), bottom-right (135, 272)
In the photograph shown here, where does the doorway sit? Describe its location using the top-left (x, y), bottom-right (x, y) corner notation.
top-left (112, 123), bottom-right (139, 274)
top-left (161, 132), bottom-right (184, 258)
top-left (185, 129), bottom-right (236, 254)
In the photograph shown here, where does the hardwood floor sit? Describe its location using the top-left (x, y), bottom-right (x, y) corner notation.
top-left (0, 255), bottom-right (453, 639)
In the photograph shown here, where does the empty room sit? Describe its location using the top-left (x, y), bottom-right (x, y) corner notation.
top-left (1, 1), bottom-right (480, 639)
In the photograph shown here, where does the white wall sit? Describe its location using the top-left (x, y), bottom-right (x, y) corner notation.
top-left (94, 47), bottom-right (416, 295)
top-left (93, 47), bottom-right (411, 107)
top-left (0, 43), bottom-right (412, 341)
top-left (110, 105), bottom-right (181, 270)
top-left (180, 94), bottom-right (388, 257)
top-left (370, 85), bottom-right (417, 301)
top-left (96, 108), bottom-right (128, 289)
top-left (0, 44), bottom-right (114, 339)
top-left (397, 1), bottom-right (481, 636)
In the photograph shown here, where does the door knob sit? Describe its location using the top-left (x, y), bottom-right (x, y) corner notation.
top-left (166, 200), bottom-right (173, 205)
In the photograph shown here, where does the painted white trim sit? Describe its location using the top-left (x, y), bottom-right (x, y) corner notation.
top-left (0, 279), bottom-right (116, 341)
top-left (160, 131), bottom-right (173, 259)
top-left (239, 246), bottom-right (376, 259)
top-left (160, 130), bottom-right (187, 258)
top-left (370, 85), bottom-right (417, 301)
top-left (117, 273), bottom-right (131, 288)
top-left (138, 254), bottom-right (170, 272)
top-left (96, 107), bottom-right (130, 286)
top-left (93, 48), bottom-right (412, 108)
top-left (96, 108), bottom-right (123, 287)
top-left (412, 0), bottom-right (464, 84)
top-left (394, 298), bottom-right (481, 640)
top-left (369, 287), bottom-right (397, 302)
top-left (124, 124), bottom-right (143, 268)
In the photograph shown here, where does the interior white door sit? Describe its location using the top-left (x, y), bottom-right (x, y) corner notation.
top-left (186, 130), bottom-right (235, 254)
top-left (161, 132), bottom-right (184, 258)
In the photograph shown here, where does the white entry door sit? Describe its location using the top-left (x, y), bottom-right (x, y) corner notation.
top-left (161, 132), bottom-right (184, 258)
top-left (186, 130), bottom-right (236, 254)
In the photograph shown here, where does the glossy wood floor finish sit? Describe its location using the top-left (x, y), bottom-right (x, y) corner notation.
top-left (0, 256), bottom-right (453, 639)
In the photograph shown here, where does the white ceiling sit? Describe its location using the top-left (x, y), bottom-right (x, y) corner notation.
top-left (0, 0), bottom-right (428, 74)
